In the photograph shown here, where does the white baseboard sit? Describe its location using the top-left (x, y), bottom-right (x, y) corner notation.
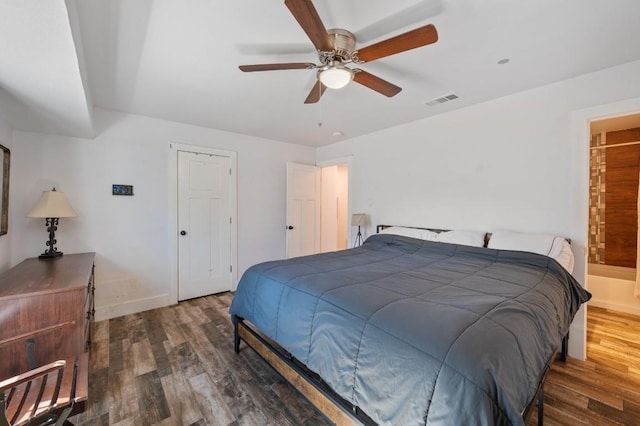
top-left (95, 293), bottom-right (174, 321)
top-left (588, 299), bottom-right (640, 316)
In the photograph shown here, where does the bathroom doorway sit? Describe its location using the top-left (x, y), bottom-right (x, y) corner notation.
top-left (587, 113), bottom-right (640, 315)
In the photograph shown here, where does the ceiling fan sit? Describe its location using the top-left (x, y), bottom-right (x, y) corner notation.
top-left (239, 0), bottom-right (439, 104)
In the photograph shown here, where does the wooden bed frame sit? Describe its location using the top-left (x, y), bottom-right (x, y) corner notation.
top-left (231, 225), bottom-right (571, 425)
top-left (232, 316), bottom-right (567, 426)
top-left (232, 316), bottom-right (374, 425)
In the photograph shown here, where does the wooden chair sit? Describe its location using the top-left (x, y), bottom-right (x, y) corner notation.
top-left (0, 353), bottom-right (88, 426)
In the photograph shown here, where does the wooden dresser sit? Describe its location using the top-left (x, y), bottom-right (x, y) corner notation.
top-left (0, 252), bottom-right (95, 381)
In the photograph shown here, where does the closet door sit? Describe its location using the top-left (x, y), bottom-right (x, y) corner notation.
top-left (178, 151), bottom-right (232, 300)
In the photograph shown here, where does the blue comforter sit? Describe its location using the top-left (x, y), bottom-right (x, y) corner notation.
top-left (229, 234), bottom-right (591, 425)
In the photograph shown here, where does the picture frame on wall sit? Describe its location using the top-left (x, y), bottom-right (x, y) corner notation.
top-left (112, 184), bottom-right (134, 196)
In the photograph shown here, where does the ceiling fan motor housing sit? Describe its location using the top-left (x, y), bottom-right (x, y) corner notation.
top-left (327, 29), bottom-right (356, 62)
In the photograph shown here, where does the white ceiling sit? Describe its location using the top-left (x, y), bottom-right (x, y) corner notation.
top-left (2, 0), bottom-right (640, 147)
top-left (0, 0), bottom-right (94, 138)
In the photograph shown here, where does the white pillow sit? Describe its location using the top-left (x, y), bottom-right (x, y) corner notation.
top-left (436, 230), bottom-right (486, 247)
top-left (554, 239), bottom-right (575, 274)
top-left (379, 226), bottom-right (438, 241)
top-left (488, 230), bottom-right (574, 273)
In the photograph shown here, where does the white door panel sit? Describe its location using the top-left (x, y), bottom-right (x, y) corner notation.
top-left (178, 151), bottom-right (231, 300)
top-left (286, 162), bottom-right (320, 258)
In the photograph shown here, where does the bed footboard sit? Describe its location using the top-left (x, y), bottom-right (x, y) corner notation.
top-left (231, 315), bottom-right (375, 425)
top-left (231, 315), bottom-right (568, 426)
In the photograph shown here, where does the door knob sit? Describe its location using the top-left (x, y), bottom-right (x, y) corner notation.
top-left (287, 226), bottom-right (294, 230)
top-left (180, 230), bottom-right (187, 236)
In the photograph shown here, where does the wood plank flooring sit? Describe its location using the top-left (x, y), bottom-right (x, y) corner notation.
top-left (526, 305), bottom-right (640, 426)
top-left (69, 296), bottom-right (640, 425)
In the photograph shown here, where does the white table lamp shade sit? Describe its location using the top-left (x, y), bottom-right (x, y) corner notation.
top-left (351, 213), bottom-right (366, 227)
top-left (28, 189), bottom-right (78, 218)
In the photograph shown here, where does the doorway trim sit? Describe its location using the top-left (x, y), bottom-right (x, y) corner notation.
top-left (169, 143), bottom-right (238, 305)
top-left (570, 96), bottom-right (640, 360)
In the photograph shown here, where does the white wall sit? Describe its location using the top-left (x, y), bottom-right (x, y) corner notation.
top-left (0, 92), bottom-right (12, 272)
top-left (10, 108), bottom-right (315, 320)
top-left (317, 60), bottom-right (640, 359)
top-left (319, 60), bottom-right (640, 239)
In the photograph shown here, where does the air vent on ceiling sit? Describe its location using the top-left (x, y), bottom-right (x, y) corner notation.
top-left (424, 93), bottom-right (459, 107)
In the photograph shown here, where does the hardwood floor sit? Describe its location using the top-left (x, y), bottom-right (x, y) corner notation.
top-left (526, 306), bottom-right (640, 426)
top-left (71, 293), bottom-right (327, 426)
top-left (70, 296), bottom-right (640, 425)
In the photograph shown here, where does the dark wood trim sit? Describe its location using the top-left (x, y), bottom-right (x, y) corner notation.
top-left (0, 321), bottom-right (76, 348)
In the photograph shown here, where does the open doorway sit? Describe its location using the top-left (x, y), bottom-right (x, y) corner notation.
top-left (319, 157), bottom-right (352, 253)
top-left (320, 164), bottom-right (349, 252)
top-left (585, 113), bottom-right (640, 385)
top-left (570, 97), bottom-right (640, 360)
top-left (285, 159), bottom-right (352, 258)
top-left (587, 113), bottom-right (640, 315)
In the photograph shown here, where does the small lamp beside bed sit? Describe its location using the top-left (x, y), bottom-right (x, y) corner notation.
top-left (351, 213), bottom-right (366, 247)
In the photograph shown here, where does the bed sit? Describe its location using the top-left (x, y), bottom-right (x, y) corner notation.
top-left (229, 227), bottom-right (591, 425)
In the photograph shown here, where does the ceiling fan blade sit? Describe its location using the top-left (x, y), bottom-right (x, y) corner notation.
top-left (354, 24), bottom-right (438, 63)
top-left (239, 63), bottom-right (316, 72)
top-left (284, 0), bottom-right (334, 52)
top-left (353, 70), bottom-right (402, 97)
top-left (304, 80), bottom-right (327, 104)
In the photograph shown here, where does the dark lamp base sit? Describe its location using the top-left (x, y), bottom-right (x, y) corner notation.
top-left (38, 217), bottom-right (64, 260)
top-left (39, 251), bottom-right (63, 260)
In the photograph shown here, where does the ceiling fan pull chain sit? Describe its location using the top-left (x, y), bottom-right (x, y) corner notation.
top-left (318, 84), bottom-right (323, 127)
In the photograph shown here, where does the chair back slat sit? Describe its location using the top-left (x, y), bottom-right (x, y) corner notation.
top-left (49, 368), bottom-right (64, 408)
top-left (0, 357), bottom-right (79, 426)
top-left (28, 374), bottom-right (48, 420)
top-left (8, 381), bottom-right (31, 425)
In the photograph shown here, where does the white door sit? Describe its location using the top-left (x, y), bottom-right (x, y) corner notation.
top-left (178, 151), bottom-right (232, 300)
top-left (286, 162), bottom-right (321, 258)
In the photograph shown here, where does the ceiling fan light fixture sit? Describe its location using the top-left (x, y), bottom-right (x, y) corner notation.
top-left (318, 65), bottom-right (353, 89)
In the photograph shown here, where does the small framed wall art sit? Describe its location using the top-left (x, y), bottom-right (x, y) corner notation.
top-left (112, 184), bottom-right (134, 196)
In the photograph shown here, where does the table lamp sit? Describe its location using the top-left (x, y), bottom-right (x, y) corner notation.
top-left (28, 188), bottom-right (77, 259)
top-left (351, 213), bottom-right (366, 247)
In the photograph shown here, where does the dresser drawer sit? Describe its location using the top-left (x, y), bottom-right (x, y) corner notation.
top-left (0, 253), bottom-right (95, 380)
